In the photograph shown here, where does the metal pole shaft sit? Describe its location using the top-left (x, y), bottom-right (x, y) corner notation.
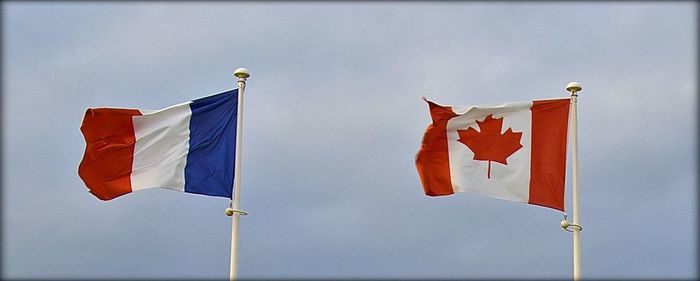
top-left (230, 71), bottom-right (247, 281)
top-left (570, 94), bottom-right (581, 281)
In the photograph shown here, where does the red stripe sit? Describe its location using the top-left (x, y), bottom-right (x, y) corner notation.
top-left (528, 99), bottom-right (570, 211)
top-left (415, 100), bottom-right (458, 196)
top-left (78, 108), bottom-right (142, 200)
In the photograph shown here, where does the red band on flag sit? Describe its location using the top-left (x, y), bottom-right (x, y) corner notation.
top-left (78, 108), bottom-right (142, 200)
top-left (416, 100), bottom-right (458, 196)
top-left (528, 99), bottom-right (570, 211)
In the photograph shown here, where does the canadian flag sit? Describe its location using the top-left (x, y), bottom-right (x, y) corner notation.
top-left (415, 98), bottom-right (570, 211)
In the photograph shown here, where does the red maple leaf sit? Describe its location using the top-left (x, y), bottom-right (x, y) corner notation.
top-left (457, 114), bottom-right (523, 179)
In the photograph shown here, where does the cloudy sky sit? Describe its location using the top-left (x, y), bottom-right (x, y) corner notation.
top-left (2, 2), bottom-right (696, 280)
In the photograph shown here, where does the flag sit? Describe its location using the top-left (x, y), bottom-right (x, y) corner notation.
top-left (78, 89), bottom-right (238, 201)
top-left (415, 98), bottom-right (570, 211)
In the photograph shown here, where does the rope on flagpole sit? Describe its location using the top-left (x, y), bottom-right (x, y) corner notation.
top-left (227, 67), bottom-right (250, 281)
top-left (564, 81), bottom-right (582, 281)
top-left (226, 201), bottom-right (248, 216)
top-left (560, 214), bottom-right (582, 232)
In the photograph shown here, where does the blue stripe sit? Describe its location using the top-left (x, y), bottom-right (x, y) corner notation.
top-left (184, 89), bottom-right (237, 198)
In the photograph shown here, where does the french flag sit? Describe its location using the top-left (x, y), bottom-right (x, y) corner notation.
top-left (78, 89), bottom-right (238, 200)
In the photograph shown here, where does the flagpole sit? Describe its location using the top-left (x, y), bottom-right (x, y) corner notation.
top-left (566, 81), bottom-right (582, 281)
top-left (226, 67), bottom-right (250, 281)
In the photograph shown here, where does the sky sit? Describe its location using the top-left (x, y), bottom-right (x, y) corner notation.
top-left (1, 2), bottom-right (696, 280)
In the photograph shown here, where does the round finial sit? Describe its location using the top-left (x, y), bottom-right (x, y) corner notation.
top-left (560, 220), bottom-right (570, 229)
top-left (234, 68), bottom-right (250, 79)
top-left (225, 207), bottom-right (234, 216)
top-left (566, 81), bottom-right (582, 93)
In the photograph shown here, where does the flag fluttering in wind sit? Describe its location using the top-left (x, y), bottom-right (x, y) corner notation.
top-left (78, 89), bottom-right (238, 201)
top-left (415, 98), bottom-right (570, 211)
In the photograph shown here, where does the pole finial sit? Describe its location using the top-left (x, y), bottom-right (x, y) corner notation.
top-left (234, 68), bottom-right (250, 79)
top-left (566, 81), bottom-right (582, 95)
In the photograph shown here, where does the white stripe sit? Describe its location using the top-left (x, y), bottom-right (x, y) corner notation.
top-left (446, 101), bottom-right (532, 203)
top-left (131, 101), bottom-right (192, 192)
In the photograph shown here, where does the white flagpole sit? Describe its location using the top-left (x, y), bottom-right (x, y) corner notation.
top-left (225, 67), bottom-right (250, 281)
top-left (566, 81), bottom-right (582, 281)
